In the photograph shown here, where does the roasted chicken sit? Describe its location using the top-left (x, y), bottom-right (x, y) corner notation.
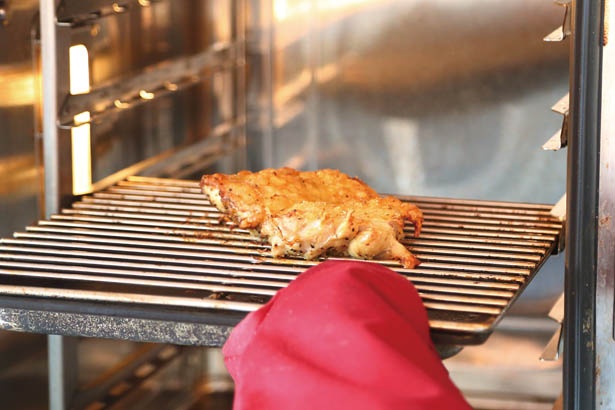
top-left (200, 168), bottom-right (423, 268)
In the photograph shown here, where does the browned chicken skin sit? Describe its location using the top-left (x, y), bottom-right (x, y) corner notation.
top-left (200, 168), bottom-right (423, 268)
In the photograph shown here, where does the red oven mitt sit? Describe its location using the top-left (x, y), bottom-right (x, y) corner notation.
top-left (223, 260), bottom-right (471, 410)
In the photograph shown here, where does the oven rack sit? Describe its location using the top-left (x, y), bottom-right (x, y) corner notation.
top-left (0, 176), bottom-right (563, 346)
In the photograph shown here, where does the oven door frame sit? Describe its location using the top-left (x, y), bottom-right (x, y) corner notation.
top-left (564, 1), bottom-right (615, 409)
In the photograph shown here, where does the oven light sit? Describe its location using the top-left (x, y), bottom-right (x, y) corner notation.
top-left (69, 44), bottom-right (92, 195)
top-left (69, 45), bottom-right (90, 95)
top-left (164, 81), bottom-right (178, 91)
top-left (139, 90), bottom-right (155, 100)
top-left (274, 0), bottom-right (290, 20)
top-left (71, 113), bottom-right (92, 196)
top-left (73, 111), bottom-right (90, 125)
top-left (114, 99), bottom-right (131, 109)
top-left (112, 3), bottom-right (127, 13)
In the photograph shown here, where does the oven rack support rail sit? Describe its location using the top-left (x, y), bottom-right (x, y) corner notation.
top-left (0, 176), bottom-right (563, 347)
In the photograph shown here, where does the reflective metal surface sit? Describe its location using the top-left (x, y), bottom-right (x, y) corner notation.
top-left (0, 0), bottom-right (40, 238)
top-left (248, 0), bottom-right (569, 203)
top-left (58, 0), bottom-right (245, 193)
top-left (0, 1), bottom-right (574, 408)
top-left (0, 0), bottom-right (245, 237)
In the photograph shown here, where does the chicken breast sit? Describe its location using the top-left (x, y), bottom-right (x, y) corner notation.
top-left (200, 168), bottom-right (423, 268)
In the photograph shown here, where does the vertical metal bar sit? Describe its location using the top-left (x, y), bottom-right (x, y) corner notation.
top-left (40, 2), bottom-right (79, 410)
top-left (305, 0), bottom-right (319, 170)
top-left (261, 0), bottom-right (275, 168)
top-left (244, 0), bottom-right (273, 170)
top-left (40, 0), bottom-right (59, 218)
top-left (234, 0), bottom-right (247, 169)
top-left (596, 1), bottom-right (615, 408)
top-left (564, 0), bottom-right (601, 409)
top-left (48, 335), bottom-right (79, 410)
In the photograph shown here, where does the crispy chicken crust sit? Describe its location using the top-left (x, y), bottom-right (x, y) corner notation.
top-left (200, 168), bottom-right (423, 268)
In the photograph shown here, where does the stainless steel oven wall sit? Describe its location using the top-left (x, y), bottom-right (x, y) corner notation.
top-left (0, 0), bottom-right (40, 238)
top-left (248, 0), bottom-right (569, 203)
top-left (247, 0), bottom-right (570, 312)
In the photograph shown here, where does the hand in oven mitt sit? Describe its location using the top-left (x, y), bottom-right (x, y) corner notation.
top-left (223, 260), bottom-right (471, 410)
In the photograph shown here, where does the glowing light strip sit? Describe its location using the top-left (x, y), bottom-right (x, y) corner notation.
top-left (69, 44), bottom-right (92, 195)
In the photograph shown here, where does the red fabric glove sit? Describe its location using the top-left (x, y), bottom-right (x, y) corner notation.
top-left (223, 260), bottom-right (471, 410)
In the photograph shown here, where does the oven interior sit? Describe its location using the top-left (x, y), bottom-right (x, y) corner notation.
top-left (0, 0), bottom-right (576, 409)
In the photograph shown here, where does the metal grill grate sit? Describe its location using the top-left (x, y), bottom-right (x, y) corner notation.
top-left (0, 176), bottom-right (563, 345)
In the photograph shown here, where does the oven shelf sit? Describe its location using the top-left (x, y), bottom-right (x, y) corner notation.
top-left (0, 176), bottom-right (563, 346)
